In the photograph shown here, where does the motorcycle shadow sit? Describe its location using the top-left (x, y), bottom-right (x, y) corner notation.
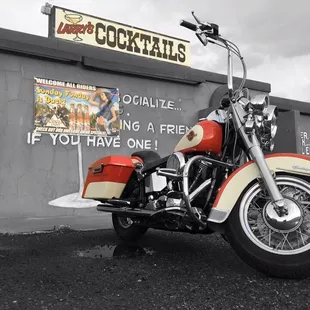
top-left (132, 231), bottom-right (266, 278)
top-left (113, 243), bottom-right (155, 258)
top-left (77, 230), bottom-right (266, 279)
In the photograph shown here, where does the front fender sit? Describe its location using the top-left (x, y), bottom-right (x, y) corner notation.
top-left (207, 153), bottom-right (310, 223)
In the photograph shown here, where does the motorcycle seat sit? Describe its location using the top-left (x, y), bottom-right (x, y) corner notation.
top-left (131, 151), bottom-right (169, 173)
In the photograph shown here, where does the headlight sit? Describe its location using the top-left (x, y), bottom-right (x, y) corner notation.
top-left (251, 94), bottom-right (269, 111)
top-left (263, 105), bottom-right (278, 138)
top-left (166, 152), bottom-right (186, 174)
top-left (257, 104), bottom-right (278, 152)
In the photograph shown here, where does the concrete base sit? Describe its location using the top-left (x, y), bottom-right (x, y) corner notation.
top-left (0, 213), bottom-right (113, 234)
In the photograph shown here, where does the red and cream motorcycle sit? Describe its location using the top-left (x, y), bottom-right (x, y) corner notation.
top-left (82, 12), bottom-right (310, 279)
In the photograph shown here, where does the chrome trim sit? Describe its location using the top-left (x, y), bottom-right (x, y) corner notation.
top-left (189, 178), bottom-right (212, 202)
top-left (264, 105), bottom-right (278, 138)
top-left (183, 155), bottom-right (209, 229)
top-left (145, 172), bottom-right (167, 193)
top-left (239, 175), bottom-right (310, 255)
top-left (263, 197), bottom-right (303, 233)
top-left (250, 94), bottom-right (269, 111)
top-left (151, 206), bottom-right (187, 216)
top-left (244, 115), bottom-right (255, 134)
top-left (248, 133), bottom-right (284, 204)
top-left (227, 50), bottom-right (233, 96)
top-left (92, 164), bottom-right (103, 174)
top-left (238, 97), bottom-right (251, 110)
top-left (156, 168), bottom-right (182, 179)
top-left (96, 205), bottom-right (154, 216)
top-left (232, 102), bottom-right (285, 210)
top-left (106, 199), bottom-right (131, 206)
top-left (207, 208), bottom-right (229, 223)
top-left (166, 152), bottom-right (186, 175)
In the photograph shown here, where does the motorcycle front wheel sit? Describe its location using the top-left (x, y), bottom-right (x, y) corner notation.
top-left (226, 175), bottom-right (310, 279)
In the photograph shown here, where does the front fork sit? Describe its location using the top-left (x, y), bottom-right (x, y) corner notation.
top-left (231, 104), bottom-right (288, 216)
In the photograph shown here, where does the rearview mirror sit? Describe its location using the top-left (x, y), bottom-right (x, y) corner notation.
top-left (196, 33), bottom-right (208, 46)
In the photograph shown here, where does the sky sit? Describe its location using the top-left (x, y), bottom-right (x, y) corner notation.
top-left (1, 0), bottom-right (309, 102)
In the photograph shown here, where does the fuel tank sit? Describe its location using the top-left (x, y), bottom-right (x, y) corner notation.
top-left (174, 120), bottom-right (223, 155)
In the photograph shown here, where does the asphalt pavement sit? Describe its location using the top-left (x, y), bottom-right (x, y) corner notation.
top-left (0, 227), bottom-right (309, 310)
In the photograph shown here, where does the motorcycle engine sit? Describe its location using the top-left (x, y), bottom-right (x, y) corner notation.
top-left (145, 157), bottom-right (214, 231)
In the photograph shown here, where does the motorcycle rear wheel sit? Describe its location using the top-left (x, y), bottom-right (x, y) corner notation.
top-left (112, 214), bottom-right (148, 242)
top-left (226, 175), bottom-right (310, 279)
top-left (112, 172), bottom-right (148, 242)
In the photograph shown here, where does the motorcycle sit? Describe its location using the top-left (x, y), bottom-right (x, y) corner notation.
top-left (82, 12), bottom-right (310, 279)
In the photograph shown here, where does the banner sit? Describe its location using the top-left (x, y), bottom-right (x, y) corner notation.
top-left (50, 6), bottom-right (191, 67)
top-left (33, 77), bottom-right (120, 137)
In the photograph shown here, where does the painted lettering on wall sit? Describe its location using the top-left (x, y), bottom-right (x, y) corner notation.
top-left (301, 131), bottom-right (310, 155)
top-left (26, 118), bottom-right (191, 151)
top-left (28, 86), bottom-right (193, 152)
top-left (27, 132), bottom-right (121, 148)
top-left (121, 94), bottom-right (182, 111)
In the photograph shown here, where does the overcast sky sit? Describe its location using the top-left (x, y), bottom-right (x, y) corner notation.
top-left (1, 0), bottom-right (309, 102)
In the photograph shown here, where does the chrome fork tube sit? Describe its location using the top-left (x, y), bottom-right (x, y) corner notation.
top-left (231, 104), bottom-right (285, 208)
top-left (227, 49), bottom-right (233, 99)
top-left (240, 128), bottom-right (284, 204)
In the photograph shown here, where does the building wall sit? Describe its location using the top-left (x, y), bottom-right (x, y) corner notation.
top-left (0, 51), bottom-right (218, 221)
top-left (268, 97), bottom-right (310, 155)
top-left (0, 28), bottom-right (273, 232)
top-left (299, 114), bottom-right (310, 155)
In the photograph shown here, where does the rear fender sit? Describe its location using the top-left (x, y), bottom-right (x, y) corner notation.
top-left (207, 153), bottom-right (310, 223)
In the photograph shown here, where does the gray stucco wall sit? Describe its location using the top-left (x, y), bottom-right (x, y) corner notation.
top-left (0, 49), bottom-right (271, 230)
top-left (0, 51), bottom-right (220, 224)
top-left (266, 97), bottom-right (310, 155)
top-left (0, 27), bottom-right (276, 232)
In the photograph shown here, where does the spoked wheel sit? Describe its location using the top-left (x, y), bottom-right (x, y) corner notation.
top-left (112, 214), bottom-right (148, 242)
top-left (117, 217), bottom-right (134, 229)
top-left (112, 172), bottom-right (148, 242)
top-left (227, 175), bottom-right (310, 279)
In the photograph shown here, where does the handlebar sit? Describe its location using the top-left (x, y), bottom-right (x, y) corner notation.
top-left (180, 12), bottom-right (247, 102)
top-left (180, 19), bottom-right (216, 34)
top-left (180, 20), bottom-right (197, 32)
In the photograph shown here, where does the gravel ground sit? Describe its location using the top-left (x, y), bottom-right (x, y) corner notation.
top-left (0, 228), bottom-right (309, 310)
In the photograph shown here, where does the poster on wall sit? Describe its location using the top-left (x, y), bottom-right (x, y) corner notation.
top-left (33, 77), bottom-right (120, 136)
top-left (48, 6), bottom-right (191, 67)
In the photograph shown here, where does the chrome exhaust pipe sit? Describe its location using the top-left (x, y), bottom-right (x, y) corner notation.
top-left (97, 204), bottom-right (155, 217)
top-left (97, 203), bottom-right (187, 218)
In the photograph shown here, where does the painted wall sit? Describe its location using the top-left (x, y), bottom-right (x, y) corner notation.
top-left (0, 51), bottom-right (220, 228)
top-left (0, 29), bottom-right (273, 232)
top-left (299, 114), bottom-right (310, 155)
